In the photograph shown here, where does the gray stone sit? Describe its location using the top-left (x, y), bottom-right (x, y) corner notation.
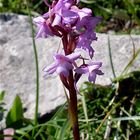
top-left (0, 13), bottom-right (140, 126)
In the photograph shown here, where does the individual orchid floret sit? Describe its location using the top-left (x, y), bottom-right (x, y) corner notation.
top-left (44, 52), bottom-right (80, 77)
top-left (50, 0), bottom-right (79, 29)
top-left (45, 0), bottom-right (79, 27)
top-left (33, 16), bottom-right (53, 38)
top-left (75, 62), bottom-right (103, 83)
top-left (76, 30), bottom-right (96, 58)
top-left (75, 16), bottom-right (102, 58)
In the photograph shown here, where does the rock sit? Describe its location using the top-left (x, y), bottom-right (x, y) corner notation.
top-left (0, 13), bottom-right (140, 125)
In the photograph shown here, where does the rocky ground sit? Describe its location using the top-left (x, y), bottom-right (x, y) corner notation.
top-left (0, 13), bottom-right (140, 126)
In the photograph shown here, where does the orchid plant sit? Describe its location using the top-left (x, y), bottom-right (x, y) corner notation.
top-left (34, 0), bottom-right (103, 139)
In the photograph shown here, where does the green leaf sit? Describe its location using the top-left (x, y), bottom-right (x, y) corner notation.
top-left (59, 118), bottom-right (70, 140)
top-left (6, 95), bottom-right (24, 128)
top-left (0, 91), bottom-right (5, 102)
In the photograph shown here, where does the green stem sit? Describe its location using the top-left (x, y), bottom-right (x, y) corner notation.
top-left (68, 71), bottom-right (80, 140)
top-left (108, 35), bottom-right (116, 78)
top-left (26, 1), bottom-right (39, 125)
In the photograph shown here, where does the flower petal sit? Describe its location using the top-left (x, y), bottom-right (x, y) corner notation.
top-left (56, 66), bottom-right (69, 77)
top-left (88, 71), bottom-right (96, 83)
top-left (62, 9), bottom-right (78, 25)
top-left (88, 62), bottom-right (102, 73)
top-left (75, 66), bottom-right (88, 74)
top-left (43, 63), bottom-right (58, 74)
top-left (67, 52), bottom-right (81, 61)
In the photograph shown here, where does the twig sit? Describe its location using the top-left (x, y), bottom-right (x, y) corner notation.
top-left (126, 95), bottom-right (136, 140)
top-left (104, 116), bottom-right (112, 140)
top-left (114, 110), bottom-right (123, 140)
